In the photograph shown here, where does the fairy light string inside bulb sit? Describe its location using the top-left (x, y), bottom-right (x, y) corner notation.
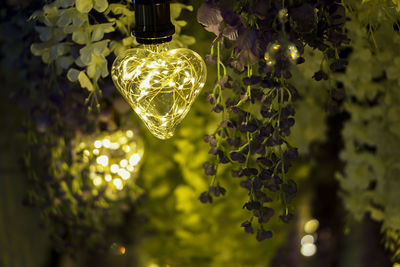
top-left (111, 0), bottom-right (207, 139)
top-left (113, 43), bottom-right (205, 139)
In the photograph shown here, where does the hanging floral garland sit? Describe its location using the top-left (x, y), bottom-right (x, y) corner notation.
top-left (24, 0), bottom-right (197, 253)
top-left (196, 0), bottom-right (348, 241)
top-left (19, 0), bottom-right (400, 263)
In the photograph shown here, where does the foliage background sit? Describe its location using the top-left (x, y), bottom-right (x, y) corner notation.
top-left (0, 0), bottom-right (400, 266)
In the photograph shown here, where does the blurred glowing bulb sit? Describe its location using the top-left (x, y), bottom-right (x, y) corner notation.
top-left (129, 153), bottom-right (141, 166)
top-left (111, 164), bottom-right (119, 173)
top-left (103, 139), bottom-right (111, 148)
top-left (105, 174), bottom-right (112, 182)
top-left (288, 45), bottom-right (299, 60)
top-left (301, 243), bottom-right (317, 257)
top-left (304, 219), bottom-right (320, 234)
top-left (126, 130), bottom-right (134, 138)
top-left (110, 142), bottom-right (120, 150)
top-left (96, 155), bottom-right (109, 167)
top-left (123, 145), bottom-right (131, 153)
top-left (76, 130), bottom-right (144, 192)
top-left (93, 176), bottom-right (102, 186)
top-left (301, 235), bottom-right (315, 245)
top-left (94, 140), bottom-right (102, 148)
top-left (112, 43), bottom-right (207, 139)
top-left (110, 242), bottom-right (126, 255)
top-left (264, 42), bottom-right (299, 66)
top-left (119, 136), bottom-right (128, 144)
top-left (120, 159), bottom-right (128, 168)
top-left (118, 169), bottom-right (130, 180)
top-left (113, 178), bottom-right (123, 190)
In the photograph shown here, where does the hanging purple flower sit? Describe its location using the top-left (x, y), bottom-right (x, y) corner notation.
top-left (289, 4), bottom-right (318, 33)
top-left (197, 2), bottom-right (223, 36)
top-left (221, 9), bottom-right (242, 26)
top-left (252, 0), bottom-right (269, 19)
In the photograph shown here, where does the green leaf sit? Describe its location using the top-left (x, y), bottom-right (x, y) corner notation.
top-left (170, 3), bottom-right (192, 20)
top-left (108, 3), bottom-right (127, 15)
top-left (56, 0), bottom-right (74, 8)
top-left (87, 62), bottom-right (99, 80)
top-left (72, 12), bottom-right (87, 26)
top-left (57, 56), bottom-right (74, 69)
top-left (91, 23), bottom-right (114, 42)
top-left (75, 57), bottom-right (86, 68)
top-left (67, 68), bottom-right (80, 82)
top-left (93, 0), bottom-right (108, 13)
top-left (75, 0), bottom-right (93, 13)
top-left (30, 43), bottom-right (43, 56)
top-left (34, 26), bottom-right (52, 42)
top-left (72, 30), bottom-right (88, 45)
top-left (50, 46), bottom-right (59, 60)
top-left (91, 27), bottom-right (104, 42)
top-left (92, 40), bottom-right (109, 55)
top-left (57, 8), bottom-right (76, 27)
top-left (179, 35), bottom-right (196, 46)
top-left (79, 46), bottom-right (92, 65)
top-left (78, 71), bottom-right (94, 91)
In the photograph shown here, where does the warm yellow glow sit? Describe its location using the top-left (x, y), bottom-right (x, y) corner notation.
top-left (105, 174), bottom-right (112, 182)
top-left (123, 145), bottom-right (131, 153)
top-left (301, 235), bottom-right (314, 245)
top-left (129, 153), bottom-right (141, 166)
top-left (110, 142), bottom-right (120, 149)
top-left (113, 178), bottom-right (123, 190)
top-left (273, 44), bottom-right (281, 50)
top-left (96, 155), bottom-right (109, 167)
top-left (304, 219), bottom-right (320, 234)
top-left (288, 45), bottom-right (299, 60)
top-left (120, 159), bottom-right (128, 168)
top-left (264, 42), bottom-right (299, 66)
top-left (118, 168), bottom-right (130, 180)
top-left (393, 263), bottom-right (400, 267)
top-left (93, 176), bottom-right (102, 186)
top-left (111, 164), bottom-right (119, 173)
top-left (126, 130), bottom-right (134, 138)
top-left (75, 130), bottom-right (144, 191)
top-left (102, 138), bottom-right (111, 148)
top-left (119, 245), bottom-right (126, 255)
top-left (119, 136), bottom-right (128, 144)
top-left (278, 8), bottom-right (288, 22)
top-left (301, 243), bottom-right (317, 257)
top-left (110, 242), bottom-right (126, 255)
top-left (112, 43), bottom-right (207, 139)
top-left (94, 140), bottom-right (102, 148)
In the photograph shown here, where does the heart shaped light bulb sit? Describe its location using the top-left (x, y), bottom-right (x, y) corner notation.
top-left (111, 0), bottom-right (207, 139)
top-left (112, 43), bottom-right (206, 139)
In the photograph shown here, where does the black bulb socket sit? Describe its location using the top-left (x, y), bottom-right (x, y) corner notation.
top-left (132, 0), bottom-right (175, 44)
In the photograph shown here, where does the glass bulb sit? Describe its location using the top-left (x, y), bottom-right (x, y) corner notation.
top-left (112, 43), bottom-right (207, 139)
top-left (264, 41), bottom-right (299, 66)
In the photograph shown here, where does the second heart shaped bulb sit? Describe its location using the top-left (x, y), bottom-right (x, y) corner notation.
top-left (112, 43), bottom-right (207, 139)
